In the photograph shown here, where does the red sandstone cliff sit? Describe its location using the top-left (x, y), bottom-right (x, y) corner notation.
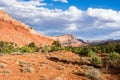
top-left (0, 10), bottom-right (53, 46)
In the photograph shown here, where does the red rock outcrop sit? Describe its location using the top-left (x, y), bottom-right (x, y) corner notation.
top-left (0, 10), bottom-right (53, 46)
top-left (52, 34), bottom-right (85, 46)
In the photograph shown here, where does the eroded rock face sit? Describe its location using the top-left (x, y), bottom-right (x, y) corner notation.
top-left (0, 10), bottom-right (85, 47)
top-left (0, 10), bottom-right (53, 46)
top-left (52, 34), bottom-right (85, 46)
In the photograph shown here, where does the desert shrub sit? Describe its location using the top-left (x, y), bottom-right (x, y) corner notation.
top-left (20, 42), bottom-right (38, 53)
top-left (87, 50), bottom-right (96, 57)
top-left (0, 41), bottom-right (39, 54)
top-left (21, 66), bottom-right (34, 73)
top-left (17, 60), bottom-right (27, 67)
top-left (91, 55), bottom-right (102, 66)
top-left (63, 46), bottom-right (73, 52)
top-left (115, 44), bottom-right (120, 53)
top-left (71, 47), bottom-right (81, 54)
top-left (52, 41), bottom-right (61, 47)
top-left (41, 45), bottom-right (51, 54)
top-left (109, 52), bottom-right (119, 61)
top-left (3, 69), bottom-right (11, 74)
top-left (81, 57), bottom-right (91, 64)
top-left (50, 45), bottom-right (62, 52)
top-left (49, 41), bottom-right (63, 52)
top-left (28, 42), bottom-right (35, 47)
top-left (0, 41), bottom-right (19, 53)
top-left (86, 68), bottom-right (102, 80)
top-left (0, 63), bottom-right (7, 68)
top-left (91, 47), bottom-right (98, 53)
top-left (105, 52), bottom-right (119, 68)
top-left (80, 47), bottom-right (90, 56)
top-left (20, 46), bottom-right (34, 53)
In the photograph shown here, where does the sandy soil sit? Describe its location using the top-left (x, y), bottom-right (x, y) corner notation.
top-left (0, 51), bottom-right (119, 80)
top-left (0, 51), bottom-right (85, 80)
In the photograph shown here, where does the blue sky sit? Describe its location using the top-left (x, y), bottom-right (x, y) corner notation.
top-left (0, 0), bottom-right (120, 40)
top-left (44, 0), bottom-right (120, 10)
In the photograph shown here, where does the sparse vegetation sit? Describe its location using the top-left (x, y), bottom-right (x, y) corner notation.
top-left (109, 52), bottom-right (119, 61)
top-left (85, 68), bottom-right (102, 80)
top-left (87, 50), bottom-right (96, 57)
top-left (0, 63), bottom-right (7, 69)
top-left (91, 55), bottom-right (102, 66)
top-left (3, 69), bottom-right (11, 74)
top-left (0, 41), bottom-right (19, 53)
top-left (21, 66), bottom-right (34, 73)
top-left (0, 41), bottom-right (38, 54)
top-left (41, 45), bottom-right (51, 54)
top-left (0, 40), bottom-right (120, 56)
top-left (20, 42), bottom-right (38, 53)
top-left (49, 41), bottom-right (62, 52)
top-left (18, 60), bottom-right (27, 67)
top-left (0, 40), bottom-right (119, 79)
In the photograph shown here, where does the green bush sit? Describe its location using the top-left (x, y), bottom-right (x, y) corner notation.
top-left (91, 55), bottom-right (102, 66)
top-left (52, 41), bottom-right (61, 47)
top-left (20, 42), bottom-right (38, 53)
top-left (20, 46), bottom-right (32, 53)
top-left (87, 50), bottom-right (96, 57)
top-left (0, 41), bottom-right (38, 54)
top-left (104, 52), bottom-right (119, 68)
top-left (109, 52), bottom-right (119, 61)
top-left (50, 45), bottom-right (62, 52)
top-left (49, 41), bottom-right (62, 52)
top-left (0, 41), bottom-right (19, 53)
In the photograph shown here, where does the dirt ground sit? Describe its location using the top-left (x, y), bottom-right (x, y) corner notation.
top-left (0, 51), bottom-right (119, 80)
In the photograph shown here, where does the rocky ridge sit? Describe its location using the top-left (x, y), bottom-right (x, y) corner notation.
top-left (0, 10), bottom-right (53, 46)
top-left (0, 10), bottom-right (85, 47)
top-left (52, 34), bottom-right (85, 46)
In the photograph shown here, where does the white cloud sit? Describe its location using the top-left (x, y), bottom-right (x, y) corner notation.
top-left (53, 0), bottom-right (68, 3)
top-left (66, 23), bottom-right (77, 31)
top-left (0, 0), bottom-right (120, 40)
top-left (87, 8), bottom-right (120, 22)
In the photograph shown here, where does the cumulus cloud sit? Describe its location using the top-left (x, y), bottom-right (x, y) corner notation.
top-left (0, 0), bottom-right (120, 40)
top-left (53, 0), bottom-right (68, 3)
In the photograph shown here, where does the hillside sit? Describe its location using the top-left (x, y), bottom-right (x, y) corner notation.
top-left (0, 10), bottom-right (120, 80)
top-left (52, 34), bottom-right (86, 46)
top-left (0, 10), bottom-right (86, 47)
top-left (0, 10), bottom-right (53, 46)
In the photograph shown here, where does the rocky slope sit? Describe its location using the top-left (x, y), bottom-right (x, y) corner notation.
top-left (0, 10), bottom-right (86, 47)
top-left (0, 10), bottom-right (53, 46)
top-left (0, 51), bottom-right (118, 80)
top-left (52, 34), bottom-right (86, 46)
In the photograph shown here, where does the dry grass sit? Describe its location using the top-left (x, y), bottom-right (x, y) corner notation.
top-left (0, 63), bottom-right (7, 69)
top-left (21, 66), bottom-right (34, 73)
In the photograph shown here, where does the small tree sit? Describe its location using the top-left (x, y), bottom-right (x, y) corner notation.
top-left (52, 41), bottom-right (61, 47)
top-left (50, 41), bottom-right (62, 52)
top-left (28, 42), bottom-right (36, 47)
top-left (20, 42), bottom-right (38, 53)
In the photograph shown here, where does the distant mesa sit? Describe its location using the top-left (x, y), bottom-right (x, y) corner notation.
top-left (52, 34), bottom-right (86, 46)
